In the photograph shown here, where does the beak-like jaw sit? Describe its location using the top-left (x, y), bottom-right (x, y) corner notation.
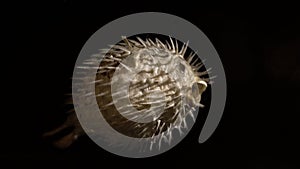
top-left (197, 80), bottom-right (207, 94)
top-left (188, 78), bottom-right (207, 108)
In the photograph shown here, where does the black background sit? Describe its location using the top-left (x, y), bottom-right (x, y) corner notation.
top-left (2, 1), bottom-right (299, 168)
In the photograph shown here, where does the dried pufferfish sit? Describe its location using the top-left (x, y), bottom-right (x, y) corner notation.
top-left (44, 36), bottom-right (211, 149)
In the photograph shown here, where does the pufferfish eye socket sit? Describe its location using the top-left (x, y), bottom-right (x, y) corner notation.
top-left (179, 63), bottom-right (186, 73)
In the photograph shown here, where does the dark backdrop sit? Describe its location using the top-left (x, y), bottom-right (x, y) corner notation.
top-left (2, 1), bottom-right (299, 168)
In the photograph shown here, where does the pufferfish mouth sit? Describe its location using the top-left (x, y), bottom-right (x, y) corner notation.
top-left (190, 80), bottom-right (208, 107)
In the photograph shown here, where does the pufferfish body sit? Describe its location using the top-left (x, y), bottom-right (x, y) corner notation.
top-left (44, 35), bottom-right (211, 151)
top-left (92, 36), bottom-right (209, 147)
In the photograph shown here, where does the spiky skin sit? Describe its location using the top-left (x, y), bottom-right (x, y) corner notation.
top-left (94, 36), bottom-right (208, 148)
top-left (44, 36), bottom-right (210, 150)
